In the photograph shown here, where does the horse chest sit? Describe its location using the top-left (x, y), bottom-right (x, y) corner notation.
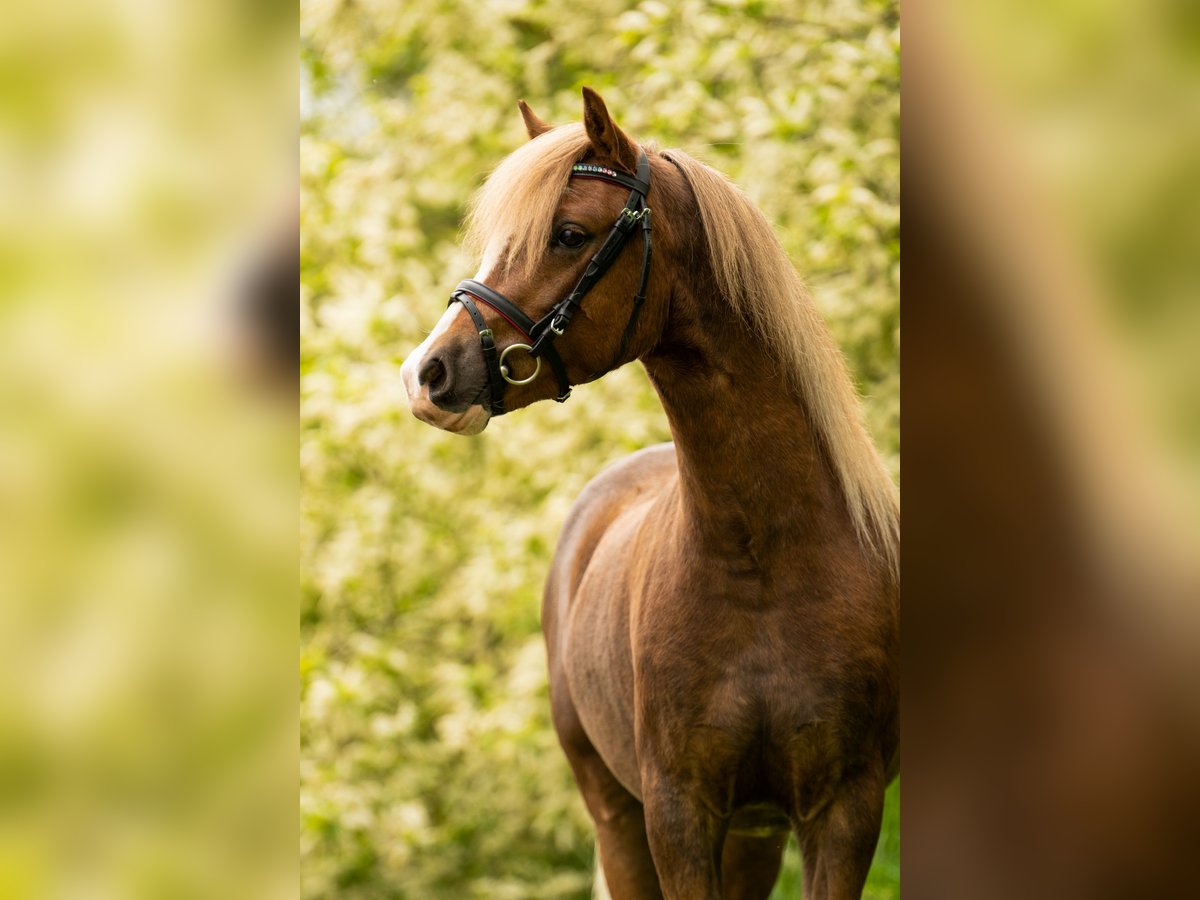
top-left (566, 560), bottom-right (861, 804)
top-left (631, 604), bottom-right (871, 820)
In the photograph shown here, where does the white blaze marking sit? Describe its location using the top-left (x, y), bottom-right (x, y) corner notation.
top-left (400, 243), bottom-right (504, 405)
top-left (401, 303), bottom-right (464, 400)
top-left (472, 242), bottom-right (502, 283)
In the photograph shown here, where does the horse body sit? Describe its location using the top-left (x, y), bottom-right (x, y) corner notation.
top-left (401, 89), bottom-right (898, 899)
top-left (544, 278), bottom-right (897, 900)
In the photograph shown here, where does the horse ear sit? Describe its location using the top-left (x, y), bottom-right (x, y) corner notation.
top-left (518, 100), bottom-right (553, 140)
top-left (581, 87), bottom-right (638, 172)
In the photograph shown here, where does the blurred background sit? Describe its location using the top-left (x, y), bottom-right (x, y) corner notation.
top-left (0, 0), bottom-right (295, 897)
top-left (300, 0), bottom-right (899, 897)
top-left (903, 1), bottom-right (1200, 897)
top-left (7, 0), bottom-right (1195, 895)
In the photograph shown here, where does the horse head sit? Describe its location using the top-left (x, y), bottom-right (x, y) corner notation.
top-left (401, 88), bottom-right (665, 434)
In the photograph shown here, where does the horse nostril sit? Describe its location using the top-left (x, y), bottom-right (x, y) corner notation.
top-left (418, 356), bottom-right (446, 388)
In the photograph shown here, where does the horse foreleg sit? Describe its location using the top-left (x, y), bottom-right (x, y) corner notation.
top-left (796, 763), bottom-right (885, 900)
top-left (568, 749), bottom-right (662, 899)
top-left (720, 831), bottom-right (787, 900)
top-left (552, 684), bottom-right (662, 899)
top-left (642, 782), bottom-right (728, 900)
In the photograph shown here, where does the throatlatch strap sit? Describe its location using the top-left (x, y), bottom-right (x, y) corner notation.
top-left (613, 209), bottom-right (652, 366)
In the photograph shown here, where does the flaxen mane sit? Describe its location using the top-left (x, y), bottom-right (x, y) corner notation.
top-left (661, 149), bottom-right (900, 576)
top-left (464, 125), bottom-right (899, 576)
top-left (464, 125), bottom-right (595, 277)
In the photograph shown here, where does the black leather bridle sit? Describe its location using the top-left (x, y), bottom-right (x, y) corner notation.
top-left (447, 150), bottom-right (653, 416)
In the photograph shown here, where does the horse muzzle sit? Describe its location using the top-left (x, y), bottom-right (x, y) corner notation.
top-left (400, 307), bottom-right (493, 434)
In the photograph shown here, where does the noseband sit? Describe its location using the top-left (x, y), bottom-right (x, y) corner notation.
top-left (448, 150), bottom-right (653, 416)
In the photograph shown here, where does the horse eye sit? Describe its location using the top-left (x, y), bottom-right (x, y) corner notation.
top-left (556, 227), bottom-right (587, 248)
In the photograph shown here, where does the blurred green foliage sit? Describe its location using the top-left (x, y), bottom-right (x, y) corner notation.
top-left (0, 0), bottom-right (294, 896)
top-left (301, 0), bottom-right (898, 897)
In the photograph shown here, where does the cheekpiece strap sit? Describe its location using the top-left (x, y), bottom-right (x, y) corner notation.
top-left (451, 290), bottom-right (507, 416)
top-left (530, 150), bottom-right (651, 359)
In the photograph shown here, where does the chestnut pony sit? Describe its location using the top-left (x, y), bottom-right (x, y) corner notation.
top-left (401, 89), bottom-right (899, 900)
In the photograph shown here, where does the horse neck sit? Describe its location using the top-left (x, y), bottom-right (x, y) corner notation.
top-left (641, 282), bottom-right (856, 565)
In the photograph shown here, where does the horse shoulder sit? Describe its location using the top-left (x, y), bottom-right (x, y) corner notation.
top-left (543, 442), bottom-right (678, 636)
top-left (542, 442), bottom-right (679, 800)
